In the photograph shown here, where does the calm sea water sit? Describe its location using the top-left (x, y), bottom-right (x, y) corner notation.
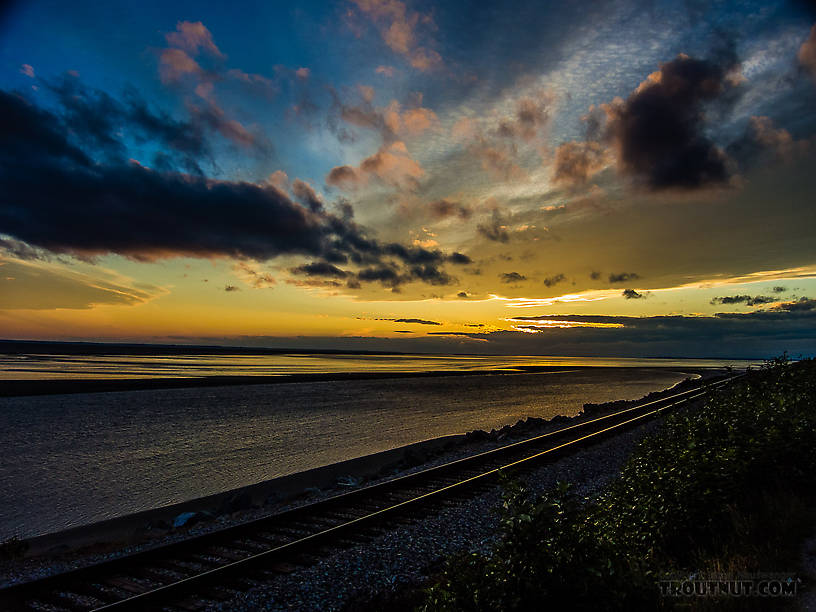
top-left (0, 355), bottom-right (753, 540)
top-left (0, 352), bottom-right (755, 379)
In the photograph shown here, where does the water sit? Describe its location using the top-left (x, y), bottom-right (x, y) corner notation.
top-left (0, 365), bottom-right (710, 540)
top-left (0, 352), bottom-right (755, 379)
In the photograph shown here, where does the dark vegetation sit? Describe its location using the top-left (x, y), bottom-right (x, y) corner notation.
top-left (410, 356), bottom-right (816, 610)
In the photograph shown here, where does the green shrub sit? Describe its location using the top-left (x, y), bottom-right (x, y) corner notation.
top-left (422, 357), bottom-right (816, 611)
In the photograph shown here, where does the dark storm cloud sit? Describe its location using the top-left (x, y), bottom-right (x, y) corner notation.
top-left (356, 265), bottom-right (402, 284)
top-left (543, 273), bottom-right (566, 288)
top-left (0, 92), bottom-right (325, 259)
top-left (501, 272), bottom-right (526, 283)
top-left (0, 89), bottom-right (467, 287)
top-left (428, 199), bottom-right (473, 220)
top-left (622, 288), bottom-right (644, 299)
top-left (427, 331), bottom-right (477, 336)
top-left (46, 76), bottom-right (211, 173)
top-left (379, 318), bottom-right (442, 326)
top-left (447, 252), bottom-right (472, 264)
top-left (477, 210), bottom-right (510, 243)
top-left (407, 263), bottom-right (455, 286)
top-left (605, 52), bottom-right (740, 189)
top-left (771, 297), bottom-right (816, 312)
top-left (608, 272), bottom-right (639, 283)
top-left (711, 294), bottom-right (775, 306)
top-left (773, 286), bottom-right (788, 293)
top-left (290, 261), bottom-right (349, 278)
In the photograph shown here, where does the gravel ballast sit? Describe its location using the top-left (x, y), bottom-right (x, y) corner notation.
top-left (214, 417), bottom-right (665, 611)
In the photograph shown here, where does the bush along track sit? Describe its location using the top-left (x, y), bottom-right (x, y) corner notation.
top-left (421, 356), bottom-right (816, 611)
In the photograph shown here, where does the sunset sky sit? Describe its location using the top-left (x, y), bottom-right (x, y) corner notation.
top-left (1, 0), bottom-right (815, 357)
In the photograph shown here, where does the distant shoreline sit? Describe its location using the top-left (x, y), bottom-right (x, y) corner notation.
top-left (0, 365), bottom-right (683, 398)
top-left (0, 338), bottom-right (764, 360)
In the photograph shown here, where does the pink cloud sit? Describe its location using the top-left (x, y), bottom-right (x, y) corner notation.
top-left (358, 84), bottom-right (375, 103)
top-left (295, 67), bottom-right (311, 79)
top-left (451, 117), bottom-right (478, 141)
top-left (399, 106), bottom-right (437, 135)
top-left (165, 21), bottom-right (224, 58)
top-left (19, 64), bottom-right (35, 78)
top-left (350, 0), bottom-right (442, 71)
top-left (337, 94), bottom-right (437, 140)
top-left (326, 165), bottom-right (362, 190)
top-left (375, 65), bottom-right (395, 77)
top-left (158, 48), bottom-right (202, 84)
top-left (472, 140), bottom-right (526, 181)
top-left (407, 47), bottom-right (441, 71)
top-left (194, 81), bottom-right (215, 101)
top-left (327, 141), bottom-right (424, 191)
top-left (225, 68), bottom-right (278, 98)
top-left (267, 170), bottom-right (290, 191)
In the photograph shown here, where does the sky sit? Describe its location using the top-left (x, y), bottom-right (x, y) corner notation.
top-left (1, 0), bottom-right (815, 358)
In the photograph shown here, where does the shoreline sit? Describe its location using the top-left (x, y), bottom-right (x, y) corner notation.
top-left (0, 364), bottom-right (720, 398)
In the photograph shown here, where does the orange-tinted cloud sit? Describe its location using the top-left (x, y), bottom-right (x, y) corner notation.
top-left (361, 141), bottom-right (424, 188)
top-left (337, 92), bottom-right (437, 142)
top-left (451, 117), bottom-right (478, 141)
top-left (165, 21), bottom-right (224, 58)
top-left (552, 141), bottom-right (609, 185)
top-left (267, 170), bottom-right (289, 191)
top-left (225, 69), bottom-right (278, 98)
top-left (798, 24), bottom-right (816, 79)
top-left (326, 165), bottom-right (361, 190)
top-left (400, 106), bottom-right (437, 135)
top-left (748, 116), bottom-right (805, 160)
top-left (327, 141), bottom-right (424, 191)
top-left (375, 65), bottom-right (395, 77)
top-left (350, 0), bottom-right (442, 71)
top-left (233, 261), bottom-right (276, 288)
top-left (473, 140), bottom-right (525, 181)
top-left (158, 48), bottom-right (202, 84)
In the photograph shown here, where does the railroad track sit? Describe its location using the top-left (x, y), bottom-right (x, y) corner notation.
top-left (0, 375), bottom-right (739, 611)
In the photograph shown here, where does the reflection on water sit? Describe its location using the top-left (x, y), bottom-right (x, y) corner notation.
top-left (0, 352), bottom-right (758, 380)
